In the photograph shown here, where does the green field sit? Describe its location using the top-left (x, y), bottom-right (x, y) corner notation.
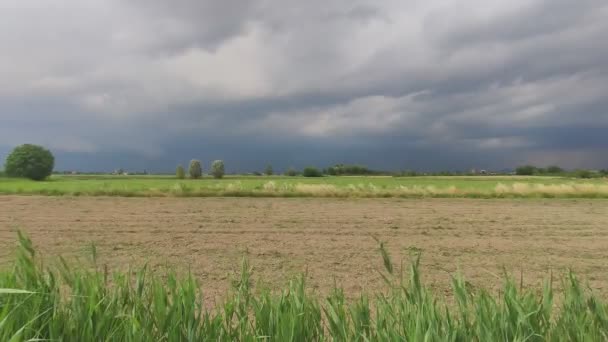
top-left (0, 174), bottom-right (607, 198)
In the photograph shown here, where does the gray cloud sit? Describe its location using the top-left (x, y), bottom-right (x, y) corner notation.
top-left (1, 0), bottom-right (607, 172)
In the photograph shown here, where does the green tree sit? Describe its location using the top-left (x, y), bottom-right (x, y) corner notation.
top-left (302, 166), bottom-right (322, 177)
top-left (4, 144), bottom-right (54, 181)
top-left (264, 164), bottom-right (273, 176)
top-left (189, 160), bottom-right (203, 179)
top-left (515, 165), bottom-right (536, 176)
top-left (176, 165), bottom-right (185, 179)
top-left (211, 160), bottom-right (225, 179)
top-left (574, 169), bottom-right (593, 179)
top-left (546, 166), bottom-right (564, 174)
top-left (285, 167), bottom-right (298, 176)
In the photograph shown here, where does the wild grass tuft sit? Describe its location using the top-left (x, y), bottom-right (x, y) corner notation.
top-left (1, 233), bottom-right (608, 340)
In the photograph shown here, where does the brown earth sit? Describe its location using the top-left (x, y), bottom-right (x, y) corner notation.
top-left (1, 196), bottom-right (608, 303)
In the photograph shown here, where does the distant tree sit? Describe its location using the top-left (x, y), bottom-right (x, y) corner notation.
top-left (515, 165), bottom-right (536, 176)
top-left (4, 144), bottom-right (54, 181)
top-left (265, 164), bottom-right (273, 176)
top-left (211, 160), bottom-right (225, 179)
top-left (176, 165), bottom-right (185, 179)
top-left (546, 166), bottom-right (564, 174)
top-left (189, 160), bottom-right (203, 179)
top-left (285, 167), bottom-right (298, 176)
top-left (574, 169), bottom-right (594, 179)
top-left (325, 164), bottom-right (372, 176)
top-left (252, 171), bottom-right (262, 176)
top-left (302, 166), bottom-right (322, 177)
top-left (399, 170), bottom-right (419, 177)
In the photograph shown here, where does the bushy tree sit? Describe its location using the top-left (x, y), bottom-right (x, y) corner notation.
top-left (264, 164), bottom-right (273, 176)
top-left (285, 167), bottom-right (298, 176)
top-left (211, 160), bottom-right (225, 179)
top-left (546, 166), bottom-right (564, 174)
top-left (574, 169), bottom-right (594, 179)
top-left (302, 166), bottom-right (322, 177)
top-left (515, 165), bottom-right (536, 176)
top-left (4, 144), bottom-right (54, 181)
top-left (176, 165), bottom-right (185, 179)
top-left (327, 164), bottom-right (372, 176)
top-left (189, 160), bottom-right (203, 179)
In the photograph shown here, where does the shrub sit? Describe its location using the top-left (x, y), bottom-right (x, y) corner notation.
top-left (327, 164), bottom-right (373, 176)
top-left (546, 165), bottom-right (564, 174)
top-left (285, 167), bottom-right (298, 176)
top-left (211, 160), bottom-right (225, 179)
top-left (399, 170), bottom-right (419, 177)
top-left (574, 169), bottom-right (594, 179)
top-left (176, 165), bottom-right (185, 179)
top-left (189, 160), bottom-right (203, 179)
top-left (302, 166), bottom-right (322, 177)
top-left (265, 164), bottom-right (273, 176)
top-left (515, 165), bottom-right (536, 176)
top-left (4, 144), bottom-right (54, 181)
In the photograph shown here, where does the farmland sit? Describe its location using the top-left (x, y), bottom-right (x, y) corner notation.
top-left (2, 175), bottom-right (608, 339)
top-left (2, 195), bottom-right (608, 298)
top-left (2, 195), bottom-right (608, 339)
top-left (1, 174), bottom-right (607, 198)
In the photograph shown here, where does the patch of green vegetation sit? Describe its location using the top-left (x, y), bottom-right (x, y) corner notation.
top-left (2, 233), bottom-right (608, 340)
top-left (0, 174), bottom-right (607, 198)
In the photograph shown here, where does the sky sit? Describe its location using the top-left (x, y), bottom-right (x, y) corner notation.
top-left (1, 0), bottom-right (607, 173)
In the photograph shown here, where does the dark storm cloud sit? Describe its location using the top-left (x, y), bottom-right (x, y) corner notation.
top-left (1, 0), bottom-right (607, 172)
top-left (426, 0), bottom-right (602, 48)
top-left (123, 0), bottom-right (259, 53)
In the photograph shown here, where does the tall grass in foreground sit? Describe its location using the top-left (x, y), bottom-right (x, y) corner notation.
top-left (2, 233), bottom-right (608, 341)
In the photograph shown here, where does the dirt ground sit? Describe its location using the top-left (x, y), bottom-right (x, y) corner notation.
top-left (1, 196), bottom-right (608, 303)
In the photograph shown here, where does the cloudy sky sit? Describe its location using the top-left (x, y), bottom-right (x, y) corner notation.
top-left (1, 0), bottom-right (607, 172)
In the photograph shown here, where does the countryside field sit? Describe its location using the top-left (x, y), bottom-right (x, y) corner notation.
top-left (3, 175), bottom-right (608, 339)
top-left (1, 174), bottom-right (608, 198)
top-left (2, 195), bottom-right (608, 298)
top-left (2, 194), bottom-right (608, 339)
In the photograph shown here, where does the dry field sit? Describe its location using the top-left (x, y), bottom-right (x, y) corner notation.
top-left (1, 196), bottom-right (608, 303)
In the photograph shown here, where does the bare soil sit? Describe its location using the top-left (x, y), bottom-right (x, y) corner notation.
top-left (1, 196), bottom-right (608, 303)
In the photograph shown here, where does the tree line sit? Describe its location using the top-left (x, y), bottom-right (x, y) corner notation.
top-left (515, 165), bottom-right (608, 178)
top-left (176, 160), bottom-right (225, 179)
top-left (2, 143), bottom-right (607, 180)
